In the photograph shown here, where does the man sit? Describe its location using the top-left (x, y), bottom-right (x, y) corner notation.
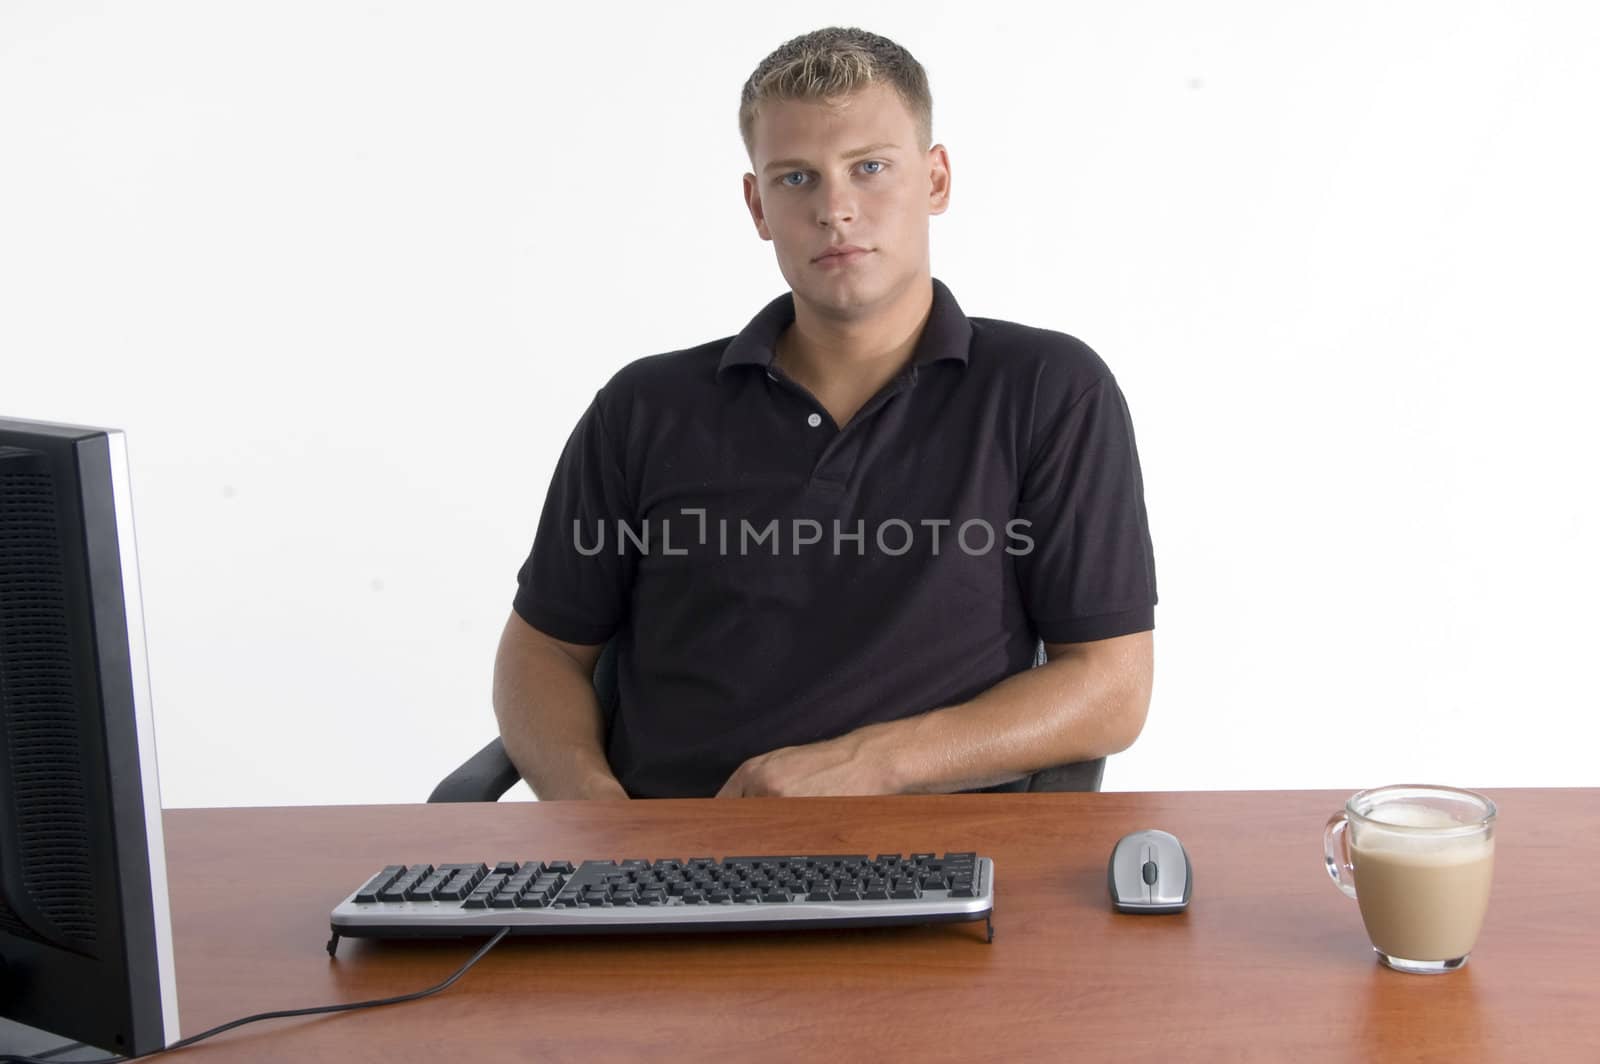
top-left (494, 26), bottom-right (1157, 800)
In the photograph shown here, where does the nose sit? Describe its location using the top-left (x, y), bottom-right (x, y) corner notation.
top-left (814, 176), bottom-right (855, 228)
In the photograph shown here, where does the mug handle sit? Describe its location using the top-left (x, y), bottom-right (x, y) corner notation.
top-left (1323, 812), bottom-right (1357, 899)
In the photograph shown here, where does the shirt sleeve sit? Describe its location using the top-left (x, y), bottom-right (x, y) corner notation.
top-left (511, 391), bottom-right (637, 645)
top-left (1012, 371), bottom-right (1158, 644)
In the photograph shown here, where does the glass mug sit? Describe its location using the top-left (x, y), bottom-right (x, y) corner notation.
top-left (1323, 784), bottom-right (1497, 974)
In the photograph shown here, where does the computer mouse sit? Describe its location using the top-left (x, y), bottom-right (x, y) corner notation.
top-left (1108, 828), bottom-right (1192, 913)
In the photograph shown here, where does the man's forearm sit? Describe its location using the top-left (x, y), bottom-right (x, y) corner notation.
top-left (492, 644), bottom-right (629, 801)
top-left (505, 728), bottom-right (628, 800)
top-left (856, 645), bottom-right (1153, 794)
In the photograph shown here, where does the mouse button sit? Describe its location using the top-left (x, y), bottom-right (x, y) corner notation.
top-left (1151, 834), bottom-right (1187, 867)
top-left (1150, 843), bottom-right (1190, 906)
top-left (1108, 839), bottom-right (1149, 905)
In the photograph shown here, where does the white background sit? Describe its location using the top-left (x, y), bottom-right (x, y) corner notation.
top-left (2, 2), bottom-right (1596, 807)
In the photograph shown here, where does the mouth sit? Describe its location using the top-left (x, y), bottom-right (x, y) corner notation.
top-left (813, 247), bottom-right (872, 266)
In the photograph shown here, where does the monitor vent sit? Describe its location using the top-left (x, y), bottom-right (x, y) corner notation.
top-left (0, 459), bottom-right (100, 950)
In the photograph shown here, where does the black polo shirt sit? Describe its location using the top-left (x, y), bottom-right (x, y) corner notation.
top-left (513, 276), bottom-right (1157, 798)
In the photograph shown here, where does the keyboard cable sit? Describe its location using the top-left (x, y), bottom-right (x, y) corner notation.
top-left (0, 926), bottom-right (512, 1064)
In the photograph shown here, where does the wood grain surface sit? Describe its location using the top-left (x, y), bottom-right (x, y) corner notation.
top-left (154, 788), bottom-right (1599, 1062)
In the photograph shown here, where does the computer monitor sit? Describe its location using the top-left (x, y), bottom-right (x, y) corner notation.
top-left (0, 416), bottom-right (178, 1056)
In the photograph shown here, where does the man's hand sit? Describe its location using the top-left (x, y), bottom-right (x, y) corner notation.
top-left (714, 727), bottom-right (897, 798)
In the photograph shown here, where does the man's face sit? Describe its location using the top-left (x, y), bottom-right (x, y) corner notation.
top-left (743, 82), bottom-right (950, 317)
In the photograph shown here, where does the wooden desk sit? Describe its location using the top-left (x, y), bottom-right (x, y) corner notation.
top-left (159, 789), bottom-right (1597, 1062)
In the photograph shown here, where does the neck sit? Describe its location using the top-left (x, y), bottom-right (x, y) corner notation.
top-left (776, 273), bottom-right (935, 396)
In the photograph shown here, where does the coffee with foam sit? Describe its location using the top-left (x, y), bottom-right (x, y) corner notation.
top-left (1349, 800), bottom-right (1495, 962)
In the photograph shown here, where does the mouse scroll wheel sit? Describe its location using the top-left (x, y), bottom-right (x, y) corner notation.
top-left (1141, 859), bottom-right (1159, 885)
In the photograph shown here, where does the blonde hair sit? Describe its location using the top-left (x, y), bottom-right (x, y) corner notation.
top-left (738, 27), bottom-right (933, 163)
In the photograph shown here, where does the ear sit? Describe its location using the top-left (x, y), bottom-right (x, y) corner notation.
top-left (927, 144), bottom-right (951, 216)
top-left (743, 173), bottom-right (772, 240)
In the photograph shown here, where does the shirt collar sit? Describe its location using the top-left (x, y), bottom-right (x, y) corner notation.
top-left (716, 276), bottom-right (972, 382)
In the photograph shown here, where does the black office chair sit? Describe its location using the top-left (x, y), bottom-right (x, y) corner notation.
top-left (428, 636), bottom-right (1105, 801)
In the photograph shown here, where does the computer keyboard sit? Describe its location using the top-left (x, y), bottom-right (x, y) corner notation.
top-left (327, 851), bottom-right (994, 952)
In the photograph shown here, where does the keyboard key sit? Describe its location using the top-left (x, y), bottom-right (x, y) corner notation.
top-left (407, 873), bottom-right (448, 900)
top-left (354, 865), bottom-right (407, 903)
top-left (379, 865), bottom-right (430, 902)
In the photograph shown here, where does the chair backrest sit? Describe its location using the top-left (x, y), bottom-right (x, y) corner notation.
top-left (589, 636), bottom-right (1104, 793)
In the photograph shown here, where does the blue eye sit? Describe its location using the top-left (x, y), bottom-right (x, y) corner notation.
top-left (780, 161), bottom-right (886, 186)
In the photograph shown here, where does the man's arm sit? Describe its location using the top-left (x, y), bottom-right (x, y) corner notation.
top-left (715, 630), bottom-right (1153, 797)
top-left (491, 610), bottom-right (630, 800)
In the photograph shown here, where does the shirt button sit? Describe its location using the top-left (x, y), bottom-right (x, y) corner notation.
top-left (806, 412), bottom-right (822, 428)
